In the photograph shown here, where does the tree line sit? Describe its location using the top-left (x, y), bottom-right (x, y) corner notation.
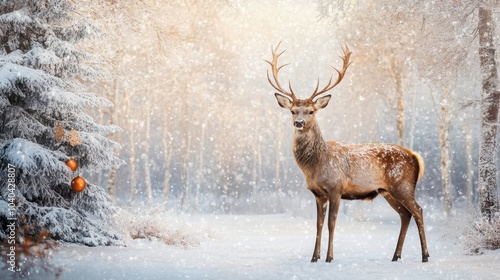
top-left (83, 0), bottom-right (498, 218)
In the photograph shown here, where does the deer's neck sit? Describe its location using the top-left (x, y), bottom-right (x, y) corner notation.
top-left (293, 122), bottom-right (329, 170)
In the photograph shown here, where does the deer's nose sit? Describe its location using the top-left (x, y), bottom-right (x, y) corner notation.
top-left (294, 120), bottom-right (305, 128)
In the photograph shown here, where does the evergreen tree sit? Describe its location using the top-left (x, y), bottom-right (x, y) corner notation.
top-left (0, 0), bottom-right (123, 245)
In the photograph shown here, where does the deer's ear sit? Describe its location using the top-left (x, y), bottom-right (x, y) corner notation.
top-left (275, 93), bottom-right (293, 109)
top-left (314, 94), bottom-right (331, 109)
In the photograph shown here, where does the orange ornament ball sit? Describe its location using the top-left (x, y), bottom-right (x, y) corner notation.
top-left (66, 158), bottom-right (78, 172)
top-left (71, 176), bottom-right (86, 192)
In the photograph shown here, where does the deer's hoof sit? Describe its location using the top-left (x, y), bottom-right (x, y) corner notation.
top-left (325, 257), bottom-right (333, 263)
top-left (391, 255), bottom-right (401, 262)
top-left (310, 256), bottom-right (320, 263)
top-left (422, 254), bottom-right (429, 263)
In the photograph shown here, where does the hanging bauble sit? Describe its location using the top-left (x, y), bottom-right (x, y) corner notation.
top-left (65, 158), bottom-right (78, 172)
top-left (71, 176), bottom-right (86, 192)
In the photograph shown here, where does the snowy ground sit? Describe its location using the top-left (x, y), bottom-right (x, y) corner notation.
top-left (12, 201), bottom-right (500, 280)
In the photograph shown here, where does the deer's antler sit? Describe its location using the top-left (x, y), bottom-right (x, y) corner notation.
top-left (308, 44), bottom-right (352, 101)
top-left (265, 42), bottom-right (297, 101)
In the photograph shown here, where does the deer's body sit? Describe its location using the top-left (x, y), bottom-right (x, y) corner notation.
top-left (266, 43), bottom-right (429, 263)
top-left (295, 123), bottom-right (423, 200)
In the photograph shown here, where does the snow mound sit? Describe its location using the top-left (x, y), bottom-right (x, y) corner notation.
top-left (114, 206), bottom-right (219, 247)
top-left (447, 208), bottom-right (500, 254)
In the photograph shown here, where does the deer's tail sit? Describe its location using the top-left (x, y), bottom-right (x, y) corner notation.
top-left (410, 151), bottom-right (425, 182)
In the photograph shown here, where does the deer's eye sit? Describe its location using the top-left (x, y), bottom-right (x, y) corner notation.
top-left (291, 111), bottom-right (296, 115)
top-left (309, 111), bottom-right (314, 115)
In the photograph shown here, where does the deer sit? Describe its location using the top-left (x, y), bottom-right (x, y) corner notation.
top-left (265, 42), bottom-right (429, 263)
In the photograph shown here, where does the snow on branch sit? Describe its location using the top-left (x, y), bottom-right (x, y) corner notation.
top-left (55, 111), bottom-right (120, 136)
top-left (25, 45), bottom-right (64, 76)
top-left (0, 62), bottom-right (63, 97)
top-left (54, 19), bottom-right (101, 43)
top-left (0, 7), bottom-right (33, 31)
top-left (74, 131), bottom-right (124, 172)
top-left (30, 87), bottom-right (114, 113)
top-left (1, 106), bottom-right (48, 140)
top-left (0, 138), bottom-right (68, 177)
top-left (20, 198), bottom-right (123, 246)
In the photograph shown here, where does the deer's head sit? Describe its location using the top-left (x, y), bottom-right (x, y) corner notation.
top-left (274, 94), bottom-right (331, 130)
top-left (265, 43), bottom-right (352, 131)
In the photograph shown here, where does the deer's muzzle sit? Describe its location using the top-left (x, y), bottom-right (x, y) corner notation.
top-left (294, 120), bottom-right (305, 129)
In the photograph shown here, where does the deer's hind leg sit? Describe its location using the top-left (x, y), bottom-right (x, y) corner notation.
top-left (397, 195), bottom-right (430, 262)
top-left (388, 184), bottom-right (430, 263)
top-left (380, 191), bottom-right (412, 261)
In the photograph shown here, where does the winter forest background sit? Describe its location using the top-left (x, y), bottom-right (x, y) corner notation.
top-left (77, 0), bottom-right (500, 215)
top-left (1, 0), bottom-right (500, 278)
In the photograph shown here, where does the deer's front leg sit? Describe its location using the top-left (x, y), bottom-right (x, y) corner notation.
top-left (311, 191), bottom-right (328, 262)
top-left (326, 193), bottom-right (341, 262)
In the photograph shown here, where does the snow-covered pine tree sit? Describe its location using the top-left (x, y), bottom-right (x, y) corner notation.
top-left (0, 0), bottom-right (123, 245)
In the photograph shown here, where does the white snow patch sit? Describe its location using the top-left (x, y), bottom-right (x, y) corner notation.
top-left (23, 207), bottom-right (500, 280)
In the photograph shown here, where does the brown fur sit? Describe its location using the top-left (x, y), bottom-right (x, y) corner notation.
top-left (268, 45), bottom-right (428, 263)
top-left (276, 94), bottom-right (429, 263)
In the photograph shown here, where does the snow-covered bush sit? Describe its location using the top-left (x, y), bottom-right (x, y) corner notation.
top-left (114, 206), bottom-right (219, 248)
top-left (0, 0), bottom-right (122, 246)
top-left (448, 209), bottom-right (500, 254)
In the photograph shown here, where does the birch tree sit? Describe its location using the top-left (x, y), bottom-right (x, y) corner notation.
top-left (414, 1), bottom-right (500, 218)
top-left (477, 6), bottom-right (500, 220)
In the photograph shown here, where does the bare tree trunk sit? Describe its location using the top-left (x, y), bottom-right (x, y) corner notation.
top-left (107, 164), bottom-right (117, 202)
top-left (275, 125), bottom-right (284, 190)
top-left (257, 140), bottom-right (263, 188)
top-left (390, 57), bottom-right (405, 147)
top-left (396, 81), bottom-right (405, 147)
top-left (95, 104), bottom-right (106, 188)
top-left (478, 7), bottom-right (500, 220)
top-left (252, 130), bottom-right (263, 199)
top-left (438, 101), bottom-right (453, 215)
top-left (431, 82), bottom-right (453, 215)
top-left (129, 125), bottom-right (137, 204)
top-left (252, 131), bottom-right (258, 193)
top-left (107, 78), bottom-right (120, 202)
top-left (125, 94), bottom-right (137, 204)
top-left (465, 132), bottom-right (474, 205)
top-left (180, 87), bottom-right (190, 211)
top-left (282, 146), bottom-right (290, 187)
top-left (252, 108), bottom-right (261, 196)
top-left (218, 123), bottom-right (230, 213)
top-left (409, 88), bottom-right (417, 150)
top-left (143, 108), bottom-right (153, 204)
top-left (162, 115), bottom-right (172, 203)
top-left (195, 123), bottom-right (205, 209)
